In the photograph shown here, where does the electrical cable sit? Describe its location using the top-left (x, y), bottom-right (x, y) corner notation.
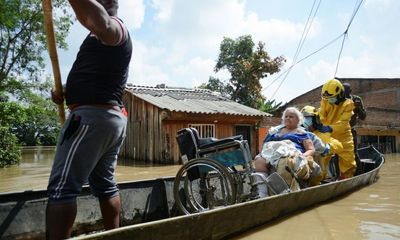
top-left (268, 32), bottom-right (344, 99)
top-left (270, 0), bottom-right (322, 99)
top-left (334, 0), bottom-right (364, 76)
top-left (293, 0), bottom-right (319, 62)
top-left (266, 0), bottom-right (322, 99)
top-left (264, 0), bottom-right (321, 92)
top-left (265, 0), bottom-right (365, 100)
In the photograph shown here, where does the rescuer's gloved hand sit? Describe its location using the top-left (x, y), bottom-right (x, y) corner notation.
top-left (317, 125), bottom-right (333, 133)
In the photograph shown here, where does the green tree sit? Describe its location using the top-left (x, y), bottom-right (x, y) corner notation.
top-left (11, 80), bottom-right (60, 146)
top-left (0, 79), bottom-right (59, 147)
top-left (259, 99), bottom-right (283, 114)
top-left (203, 35), bottom-right (285, 109)
top-left (0, 0), bottom-right (72, 94)
top-left (0, 101), bottom-right (27, 126)
top-left (0, 101), bottom-right (26, 167)
top-left (0, 127), bottom-right (21, 167)
top-left (198, 76), bottom-right (233, 98)
top-left (0, 0), bottom-right (72, 167)
top-left (12, 105), bottom-right (60, 146)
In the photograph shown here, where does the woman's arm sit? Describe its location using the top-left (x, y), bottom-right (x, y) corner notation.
top-left (302, 138), bottom-right (315, 157)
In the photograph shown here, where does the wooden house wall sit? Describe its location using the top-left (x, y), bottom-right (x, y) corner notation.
top-left (357, 128), bottom-right (400, 153)
top-left (121, 94), bottom-right (164, 163)
top-left (162, 121), bottom-right (185, 164)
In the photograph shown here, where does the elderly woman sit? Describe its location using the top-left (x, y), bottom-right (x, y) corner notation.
top-left (255, 107), bottom-right (316, 193)
top-left (263, 107), bottom-right (315, 157)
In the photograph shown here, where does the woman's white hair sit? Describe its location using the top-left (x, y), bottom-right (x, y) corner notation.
top-left (281, 107), bottom-right (304, 127)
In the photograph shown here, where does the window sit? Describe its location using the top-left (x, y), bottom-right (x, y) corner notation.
top-left (188, 124), bottom-right (216, 138)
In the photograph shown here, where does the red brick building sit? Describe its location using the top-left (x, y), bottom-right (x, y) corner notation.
top-left (281, 78), bottom-right (400, 153)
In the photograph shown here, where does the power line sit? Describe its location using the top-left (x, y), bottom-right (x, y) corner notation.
top-left (297, 33), bottom-right (345, 66)
top-left (265, 0), bottom-right (365, 101)
top-left (348, 0), bottom-right (364, 30)
top-left (293, 0), bottom-right (320, 63)
top-left (264, 0), bottom-right (322, 95)
top-left (334, 0), bottom-right (364, 76)
top-left (334, 31), bottom-right (348, 77)
top-left (270, 0), bottom-right (322, 100)
top-left (264, 32), bottom-right (344, 96)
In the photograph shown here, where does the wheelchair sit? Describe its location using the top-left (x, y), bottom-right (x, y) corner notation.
top-left (173, 128), bottom-right (290, 215)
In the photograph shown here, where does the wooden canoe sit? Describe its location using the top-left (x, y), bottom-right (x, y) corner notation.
top-left (0, 146), bottom-right (384, 240)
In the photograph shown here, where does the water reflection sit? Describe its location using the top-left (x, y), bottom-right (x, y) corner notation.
top-left (361, 221), bottom-right (400, 240)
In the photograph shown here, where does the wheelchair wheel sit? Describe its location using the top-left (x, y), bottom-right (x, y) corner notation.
top-left (173, 158), bottom-right (237, 215)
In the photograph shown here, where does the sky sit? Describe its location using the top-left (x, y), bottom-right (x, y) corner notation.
top-left (53, 0), bottom-right (400, 104)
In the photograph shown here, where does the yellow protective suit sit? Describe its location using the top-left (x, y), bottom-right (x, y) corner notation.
top-left (319, 98), bottom-right (356, 178)
top-left (313, 131), bottom-right (344, 180)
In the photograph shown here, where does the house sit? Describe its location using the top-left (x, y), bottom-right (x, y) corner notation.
top-left (120, 85), bottom-right (271, 164)
top-left (282, 78), bottom-right (400, 153)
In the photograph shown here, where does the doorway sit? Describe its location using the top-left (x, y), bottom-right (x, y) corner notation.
top-left (235, 125), bottom-right (252, 151)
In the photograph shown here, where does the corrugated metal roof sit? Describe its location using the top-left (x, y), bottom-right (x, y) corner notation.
top-left (125, 85), bottom-right (270, 117)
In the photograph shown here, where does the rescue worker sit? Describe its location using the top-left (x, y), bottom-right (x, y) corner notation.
top-left (301, 105), bottom-right (344, 182)
top-left (343, 82), bottom-right (367, 175)
top-left (318, 78), bottom-right (356, 179)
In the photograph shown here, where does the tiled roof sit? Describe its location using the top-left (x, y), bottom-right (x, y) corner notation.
top-left (125, 85), bottom-right (270, 117)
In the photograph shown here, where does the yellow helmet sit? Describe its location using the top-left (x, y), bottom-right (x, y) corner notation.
top-left (301, 105), bottom-right (318, 117)
top-left (321, 79), bottom-right (344, 99)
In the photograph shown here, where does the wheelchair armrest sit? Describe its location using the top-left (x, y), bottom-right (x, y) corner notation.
top-left (198, 135), bottom-right (243, 148)
top-left (231, 135), bottom-right (243, 141)
top-left (199, 138), bottom-right (239, 150)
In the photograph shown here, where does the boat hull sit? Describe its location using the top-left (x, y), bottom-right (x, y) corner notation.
top-left (75, 155), bottom-right (383, 240)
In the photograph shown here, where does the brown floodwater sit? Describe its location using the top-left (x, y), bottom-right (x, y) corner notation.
top-left (232, 153), bottom-right (400, 240)
top-left (0, 147), bottom-right (399, 239)
top-left (0, 147), bottom-right (181, 193)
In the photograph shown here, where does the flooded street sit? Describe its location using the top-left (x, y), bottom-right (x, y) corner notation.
top-left (232, 153), bottom-right (400, 240)
top-left (0, 147), bottom-right (181, 193)
top-left (0, 148), bottom-right (399, 239)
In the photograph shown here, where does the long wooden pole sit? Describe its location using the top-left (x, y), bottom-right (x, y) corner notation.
top-left (42, 0), bottom-right (65, 125)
